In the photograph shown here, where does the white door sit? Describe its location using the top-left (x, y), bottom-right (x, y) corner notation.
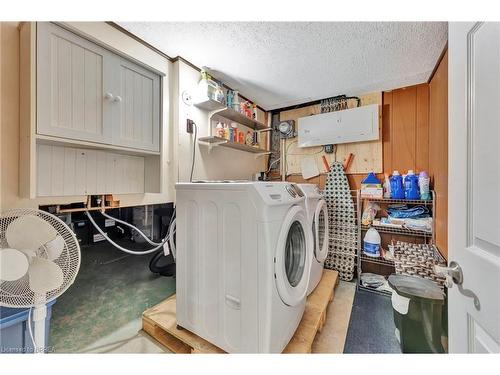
top-left (314, 200), bottom-right (329, 262)
top-left (37, 22), bottom-right (114, 144)
top-left (448, 22), bottom-right (500, 353)
top-left (112, 57), bottom-right (161, 152)
top-left (274, 206), bottom-right (311, 306)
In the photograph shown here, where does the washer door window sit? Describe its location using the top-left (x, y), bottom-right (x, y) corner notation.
top-left (314, 200), bottom-right (329, 263)
top-left (275, 206), bottom-right (311, 306)
top-left (284, 221), bottom-right (306, 287)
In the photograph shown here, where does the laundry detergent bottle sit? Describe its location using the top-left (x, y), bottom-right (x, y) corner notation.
top-left (363, 228), bottom-right (381, 257)
top-left (404, 170), bottom-right (420, 200)
top-left (419, 171), bottom-right (431, 200)
top-left (389, 171), bottom-right (405, 199)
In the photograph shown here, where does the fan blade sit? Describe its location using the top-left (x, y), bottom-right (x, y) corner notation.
top-left (6, 215), bottom-right (58, 252)
top-left (28, 258), bottom-right (64, 294)
top-left (44, 235), bottom-right (65, 260)
top-left (0, 248), bottom-right (29, 281)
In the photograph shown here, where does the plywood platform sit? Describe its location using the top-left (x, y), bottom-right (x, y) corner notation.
top-left (142, 269), bottom-right (338, 353)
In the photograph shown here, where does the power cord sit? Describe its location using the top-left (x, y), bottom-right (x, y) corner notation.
top-left (190, 122), bottom-right (198, 182)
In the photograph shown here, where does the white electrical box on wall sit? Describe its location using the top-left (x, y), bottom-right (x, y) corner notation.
top-left (297, 103), bottom-right (380, 147)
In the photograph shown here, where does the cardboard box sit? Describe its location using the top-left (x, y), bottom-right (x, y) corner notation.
top-left (361, 185), bottom-right (383, 198)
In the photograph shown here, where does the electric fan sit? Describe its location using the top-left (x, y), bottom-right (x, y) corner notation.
top-left (0, 209), bottom-right (81, 353)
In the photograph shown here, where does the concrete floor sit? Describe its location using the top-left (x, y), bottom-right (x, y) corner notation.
top-left (312, 280), bottom-right (356, 353)
top-left (49, 241), bottom-right (175, 353)
top-left (49, 242), bottom-right (392, 355)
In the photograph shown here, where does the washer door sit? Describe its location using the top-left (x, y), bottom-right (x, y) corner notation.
top-left (275, 205), bottom-right (311, 307)
top-left (313, 199), bottom-right (329, 263)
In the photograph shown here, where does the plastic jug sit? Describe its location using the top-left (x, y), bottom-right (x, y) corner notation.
top-left (363, 228), bottom-right (381, 257)
top-left (419, 171), bottom-right (431, 200)
top-left (383, 174), bottom-right (391, 198)
top-left (404, 170), bottom-right (420, 200)
top-left (390, 171), bottom-right (405, 199)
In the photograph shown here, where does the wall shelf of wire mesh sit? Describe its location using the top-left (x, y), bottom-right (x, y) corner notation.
top-left (360, 253), bottom-right (395, 266)
top-left (356, 190), bottom-right (437, 296)
top-left (361, 225), bottom-right (432, 238)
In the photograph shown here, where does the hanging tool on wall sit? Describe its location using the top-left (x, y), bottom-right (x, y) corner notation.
top-left (343, 152), bottom-right (354, 172)
top-left (321, 155), bottom-right (331, 173)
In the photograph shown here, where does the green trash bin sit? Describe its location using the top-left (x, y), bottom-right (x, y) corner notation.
top-left (388, 274), bottom-right (446, 353)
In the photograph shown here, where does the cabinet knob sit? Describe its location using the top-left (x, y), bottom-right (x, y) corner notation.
top-left (113, 95), bottom-right (122, 103)
top-left (104, 92), bottom-right (114, 101)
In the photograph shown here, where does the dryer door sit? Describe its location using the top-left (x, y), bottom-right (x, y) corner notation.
top-left (274, 205), bottom-right (311, 307)
top-left (314, 199), bottom-right (329, 263)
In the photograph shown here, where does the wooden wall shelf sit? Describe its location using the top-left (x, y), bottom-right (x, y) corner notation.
top-left (198, 136), bottom-right (271, 157)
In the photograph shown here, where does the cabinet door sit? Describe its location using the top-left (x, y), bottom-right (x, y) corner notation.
top-left (37, 22), bottom-right (113, 144)
top-left (113, 57), bottom-right (160, 152)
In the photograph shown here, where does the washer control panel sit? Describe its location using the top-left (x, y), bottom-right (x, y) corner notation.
top-left (285, 184), bottom-right (297, 197)
top-left (253, 182), bottom-right (305, 205)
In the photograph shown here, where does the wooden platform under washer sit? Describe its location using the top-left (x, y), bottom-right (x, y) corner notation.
top-left (142, 269), bottom-right (339, 353)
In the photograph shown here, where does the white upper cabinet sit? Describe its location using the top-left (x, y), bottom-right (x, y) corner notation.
top-left (36, 22), bottom-right (160, 152)
top-left (113, 58), bottom-right (160, 151)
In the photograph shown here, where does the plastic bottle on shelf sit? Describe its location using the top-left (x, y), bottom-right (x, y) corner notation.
top-left (252, 103), bottom-right (258, 119)
top-left (389, 171), bottom-right (405, 199)
top-left (404, 170), bottom-right (420, 200)
top-left (230, 123), bottom-right (238, 142)
top-left (198, 69), bottom-right (217, 101)
top-left (232, 91), bottom-right (240, 112)
top-left (223, 123), bottom-right (230, 140)
top-left (383, 173), bottom-right (391, 198)
top-left (226, 90), bottom-right (234, 109)
top-left (363, 228), bottom-right (381, 257)
top-left (216, 122), bottom-right (224, 138)
top-left (245, 131), bottom-right (254, 145)
top-left (419, 171), bottom-right (431, 200)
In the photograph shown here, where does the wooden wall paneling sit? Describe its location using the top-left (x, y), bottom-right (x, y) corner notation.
top-left (429, 50), bottom-right (448, 259)
top-left (382, 91), bottom-right (393, 174)
top-left (416, 84), bottom-right (430, 173)
top-left (391, 86), bottom-right (417, 172)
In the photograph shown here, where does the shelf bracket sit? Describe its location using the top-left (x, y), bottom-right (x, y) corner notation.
top-left (198, 139), bottom-right (227, 153)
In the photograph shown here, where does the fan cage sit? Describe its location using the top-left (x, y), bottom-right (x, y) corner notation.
top-left (1, 209), bottom-right (81, 308)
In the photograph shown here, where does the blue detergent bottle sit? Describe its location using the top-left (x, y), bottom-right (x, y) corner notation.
top-left (390, 171), bottom-right (405, 199)
top-left (404, 170), bottom-right (420, 200)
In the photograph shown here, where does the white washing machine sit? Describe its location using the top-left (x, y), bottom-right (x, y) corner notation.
top-left (175, 181), bottom-right (311, 353)
top-left (298, 184), bottom-right (329, 295)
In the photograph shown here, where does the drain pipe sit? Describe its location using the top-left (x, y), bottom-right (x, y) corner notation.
top-left (85, 210), bottom-right (172, 256)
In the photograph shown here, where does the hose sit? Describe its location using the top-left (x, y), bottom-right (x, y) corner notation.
top-left (85, 211), bottom-right (169, 255)
top-left (190, 123), bottom-right (198, 182)
top-left (100, 211), bottom-right (162, 246)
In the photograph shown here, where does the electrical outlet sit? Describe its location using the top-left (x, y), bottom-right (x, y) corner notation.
top-left (324, 144), bottom-right (334, 153)
top-left (186, 119), bottom-right (194, 134)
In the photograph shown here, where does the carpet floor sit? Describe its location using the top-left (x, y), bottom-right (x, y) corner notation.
top-left (343, 288), bottom-right (401, 353)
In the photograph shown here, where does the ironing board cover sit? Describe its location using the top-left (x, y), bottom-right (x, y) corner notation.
top-left (322, 162), bottom-right (358, 281)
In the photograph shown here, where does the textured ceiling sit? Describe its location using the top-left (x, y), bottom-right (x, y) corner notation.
top-left (119, 22), bottom-right (447, 110)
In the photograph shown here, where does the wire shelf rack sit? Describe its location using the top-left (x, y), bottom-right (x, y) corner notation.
top-left (360, 253), bottom-right (395, 266)
top-left (361, 225), bottom-right (432, 238)
top-left (359, 196), bottom-right (433, 205)
top-left (356, 190), bottom-right (438, 296)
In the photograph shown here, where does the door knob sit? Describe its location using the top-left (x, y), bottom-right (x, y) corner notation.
top-left (434, 261), bottom-right (463, 288)
top-left (104, 92), bottom-right (114, 101)
top-left (113, 95), bottom-right (122, 103)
